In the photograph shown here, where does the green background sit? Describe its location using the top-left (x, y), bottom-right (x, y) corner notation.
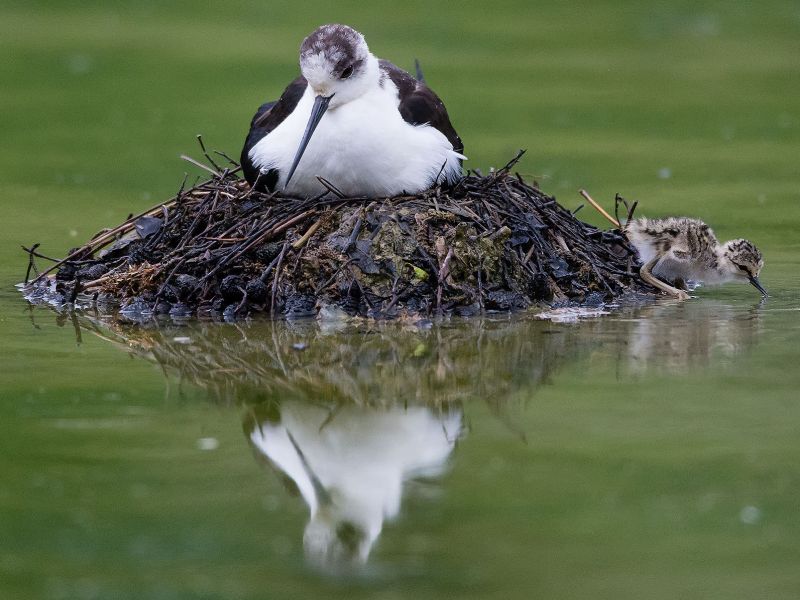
top-left (1, 2), bottom-right (798, 599)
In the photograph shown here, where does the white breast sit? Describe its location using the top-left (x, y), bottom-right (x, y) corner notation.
top-left (249, 82), bottom-right (464, 198)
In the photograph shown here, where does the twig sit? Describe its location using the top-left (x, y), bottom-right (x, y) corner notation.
top-left (32, 176), bottom-right (222, 283)
top-left (180, 154), bottom-right (221, 178)
top-left (23, 244), bottom-right (41, 284)
top-left (196, 135), bottom-right (223, 173)
top-left (292, 219), bottom-right (323, 249)
top-left (270, 240), bottom-right (290, 314)
top-left (315, 176), bottom-right (346, 199)
top-left (579, 189), bottom-right (620, 228)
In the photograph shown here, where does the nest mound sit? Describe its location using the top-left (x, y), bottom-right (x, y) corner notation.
top-left (23, 154), bottom-right (654, 320)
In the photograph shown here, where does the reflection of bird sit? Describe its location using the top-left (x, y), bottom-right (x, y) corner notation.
top-left (579, 191), bottom-right (767, 299)
top-left (626, 301), bottom-right (762, 374)
top-left (248, 402), bottom-right (462, 567)
top-left (241, 24), bottom-right (464, 198)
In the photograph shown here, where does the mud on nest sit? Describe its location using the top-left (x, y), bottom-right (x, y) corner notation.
top-left (21, 151), bottom-right (656, 321)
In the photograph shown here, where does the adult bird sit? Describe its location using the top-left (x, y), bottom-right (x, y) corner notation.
top-left (241, 24), bottom-right (465, 198)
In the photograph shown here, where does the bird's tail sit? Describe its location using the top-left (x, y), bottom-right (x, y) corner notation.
top-left (414, 58), bottom-right (425, 83)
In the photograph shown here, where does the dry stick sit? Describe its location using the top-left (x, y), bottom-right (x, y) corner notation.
top-left (22, 244), bottom-right (59, 263)
top-left (575, 249), bottom-right (615, 294)
top-left (554, 234), bottom-right (572, 256)
top-left (258, 253), bottom-right (283, 283)
top-left (213, 150), bottom-right (239, 167)
top-left (270, 240), bottom-right (290, 315)
top-left (626, 200), bottom-right (639, 224)
top-left (174, 189), bottom-right (218, 250)
top-left (174, 173), bottom-right (189, 208)
top-left (383, 276), bottom-right (411, 313)
top-left (244, 171), bottom-right (266, 198)
top-left (494, 149), bottom-right (527, 177)
top-left (195, 135), bottom-right (223, 173)
top-left (315, 176), bottom-right (346, 199)
top-left (180, 155), bottom-right (220, 178)
top-left (290, 244), bottom-right (306, 276)
top-left (233, 287), bottom-right (249, 314)
top-left (523, 243), bottom-right (537, 265)
top-left (614, 194), bottom-right (625, 228)
top-left (579, 189), bottom-right (620, 228)
top-left (477, 254), bottom-right (484, 311)
top-left (292, 219), bottom-right (323, 249)
top-left (204, 236), bottom-right (246, 243)
top-left (433, 160), bottom-right (448, 187)
top-left (154, 255), bottom-right (194, 300)
top-left (32, 176), bottom-right (223, 282)
top-left (23, 243), bottom-right (41, 283)
top-left (199, 209), bottom-right (315, 284)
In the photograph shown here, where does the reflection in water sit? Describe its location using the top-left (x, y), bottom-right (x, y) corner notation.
top-left (247, 402), bottom-right (461, 566)
top-left (622, 301), bottom-right (764, 374)
top-left (50, 299), bottom-right (764, 568)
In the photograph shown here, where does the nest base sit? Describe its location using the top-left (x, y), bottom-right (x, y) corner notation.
top-left (22, 157), bottom-right (656, 321)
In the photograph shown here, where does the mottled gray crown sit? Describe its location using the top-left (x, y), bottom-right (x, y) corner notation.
top-left (726, 239), bottom-right (764, 270)
top-left (299, 24), bottom-right (368, 78)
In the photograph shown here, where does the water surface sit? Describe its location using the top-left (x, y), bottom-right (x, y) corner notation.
top-left (2, 267), bottom-right (799, 598)
top-left (2, 2), bottom-right (799, 598)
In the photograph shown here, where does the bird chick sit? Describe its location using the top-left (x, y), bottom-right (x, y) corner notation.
top-left (624, 217), bottom-right (766, 300)
top-left (578, 190), bottom-right (766, 300)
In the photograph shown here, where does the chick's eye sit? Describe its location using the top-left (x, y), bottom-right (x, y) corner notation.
top-left (340, 65), bottom-right (354, 79)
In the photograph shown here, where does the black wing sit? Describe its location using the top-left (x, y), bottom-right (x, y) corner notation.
top-left (240, 76), bottom-right (308, 191)
top-left (379, 59), bottom-right (463, 155)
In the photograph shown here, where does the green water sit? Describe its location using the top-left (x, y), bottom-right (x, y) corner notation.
top-left (2, 1), bottom-right (799, 598)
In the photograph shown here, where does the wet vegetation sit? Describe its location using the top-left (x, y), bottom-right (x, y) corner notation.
top-left (22, 152), bottom-right (657, 320)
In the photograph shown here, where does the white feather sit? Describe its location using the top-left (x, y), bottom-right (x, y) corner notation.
top-left (249, 62), bottom-right (464, 198)
top-left (250, 402), bottom-right (462, 564)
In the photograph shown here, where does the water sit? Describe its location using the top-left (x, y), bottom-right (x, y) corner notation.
top-left (2, 267), bottom-right (799, 599)
top-left (2, 1), bottom-right (799, 597)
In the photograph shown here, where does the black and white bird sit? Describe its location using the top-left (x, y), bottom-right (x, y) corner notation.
top-left (241, 24), bottom-right (465, 198)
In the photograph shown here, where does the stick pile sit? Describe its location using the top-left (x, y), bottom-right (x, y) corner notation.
top-left (22, 152), bottom-right (655, 320)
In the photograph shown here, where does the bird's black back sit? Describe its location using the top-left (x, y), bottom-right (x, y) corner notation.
top-left (240, 76), bottom-right (307, 191)
top-left (379, 59), bottom-right (463, 156)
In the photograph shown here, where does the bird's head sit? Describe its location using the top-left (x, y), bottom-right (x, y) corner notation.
top-left (721, 238), bottom-right (767, 296)
top-left (285, 24), bottom-right (376, 187)
top-left (299, 24), bottom-right (373, 107)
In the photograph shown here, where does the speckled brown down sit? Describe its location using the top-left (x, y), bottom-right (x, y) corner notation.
top-left (625, 216), bottom-right (766, 299)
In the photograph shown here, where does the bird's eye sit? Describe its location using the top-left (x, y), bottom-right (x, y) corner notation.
top-left (340, 65), bottom-right (354, 80)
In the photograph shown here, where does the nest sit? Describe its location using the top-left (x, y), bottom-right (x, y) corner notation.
top-left (22, 151), bottom-right (655, 320)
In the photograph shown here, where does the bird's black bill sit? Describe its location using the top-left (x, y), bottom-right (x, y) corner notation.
top-left (749, 275), bottom-right (768, 297)
top-left (284, 94), bottom-right (333, 187)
